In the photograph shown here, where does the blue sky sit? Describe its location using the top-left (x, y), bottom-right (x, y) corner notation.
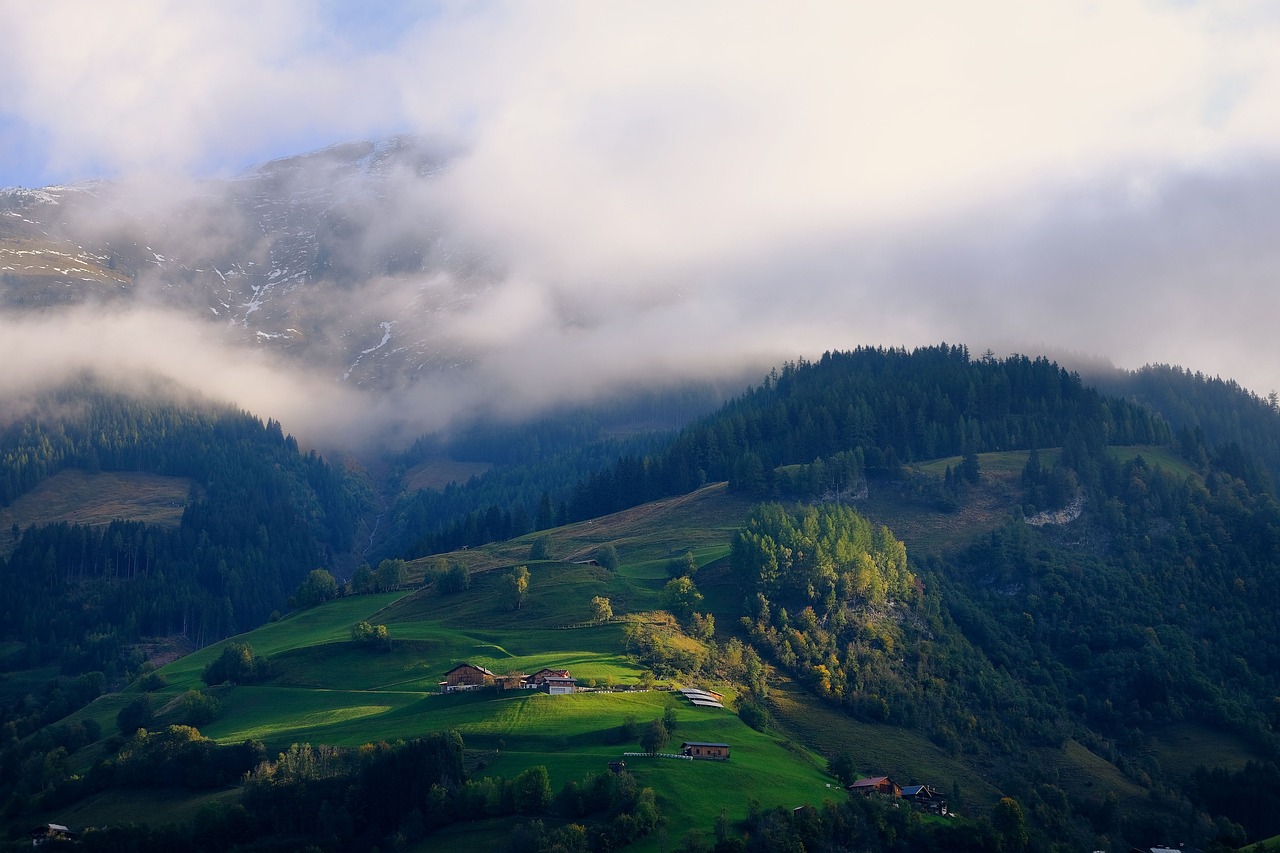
top-left (2, 0), bottom-right (1280, 420)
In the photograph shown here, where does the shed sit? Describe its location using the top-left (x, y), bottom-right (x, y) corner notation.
top-left (681, 741), bottom-right (730, 760)
top-left (849, 776), bottom-right (902, 798)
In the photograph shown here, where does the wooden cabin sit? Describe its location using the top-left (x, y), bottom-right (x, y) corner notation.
top-left (440, 663), bottom-right (496, 692)
top-left (901, 784), bottom-right (948, 814)
top-left (849, 776), bottom-right (902, 798)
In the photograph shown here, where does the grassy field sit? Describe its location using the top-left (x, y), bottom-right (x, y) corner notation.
top-left (1148, 721), bottom-right (1257, 781)
top-left (0, 469), bottom-right (195, 558)
top-left (404, 458), bottom-right (494, 491)
top-left (414, 484), bottom-right (753, 584)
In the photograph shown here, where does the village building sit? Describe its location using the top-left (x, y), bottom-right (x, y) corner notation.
top-left (681, 741), bottom-right (731, 760)
top-left (439, 662), bottom-right (496, 693)
top-left (901, 784), bottom-right (948, 814)
top-left (848, 776), bottom-right (902, 798)
top-left (541, 675), bottom-right (577, 694)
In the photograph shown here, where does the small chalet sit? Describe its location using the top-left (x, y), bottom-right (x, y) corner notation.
top-left (849, 776), bottom-right (902, 798)
top-left (901, 784), bottom-right (947, 814)
top-left (440, 663), bottom-right (496, 693)
top-left (681, 741), bottom-right (731, 760)
top-left (525, 668), bottom-right (576, 693)
top-left (30, 823), bottom-right (78, 845)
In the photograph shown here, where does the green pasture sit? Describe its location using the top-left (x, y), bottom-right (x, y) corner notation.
top-left (915, 445), bottom-right (1194, 480)
top-left (1150, 721), bottom-right (1255, 780)
top-left (159, 591), bottom-right (409, 689)
top-left (409, 484), bottom-right (752, 588)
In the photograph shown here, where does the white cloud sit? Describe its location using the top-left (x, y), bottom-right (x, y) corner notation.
top-left (3, 0), bottom-right (1280, 436)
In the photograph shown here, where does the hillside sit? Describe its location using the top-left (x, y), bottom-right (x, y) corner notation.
top-left (5, 347), bottom-right (1280, 851)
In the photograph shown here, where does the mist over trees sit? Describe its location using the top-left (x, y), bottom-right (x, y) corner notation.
top-left (0, 384), bottom-right (364, 674)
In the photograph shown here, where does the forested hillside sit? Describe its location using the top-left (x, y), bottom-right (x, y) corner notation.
top-left (0, 382), bottom-right (367, 678)
top-left (5, 347), bottom-right (1280, 850)
top-left (387, 345), bottom-right (1172, 556)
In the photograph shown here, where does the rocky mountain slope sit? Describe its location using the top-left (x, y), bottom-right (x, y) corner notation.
top-left (0, 137), bottom-right (500, 390)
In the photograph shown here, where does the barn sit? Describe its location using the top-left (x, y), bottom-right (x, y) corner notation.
top-left (681, 741), bottom-right (731, 760)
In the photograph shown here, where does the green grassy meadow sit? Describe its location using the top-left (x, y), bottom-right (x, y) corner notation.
top-left (0, 469), bottom-right (195, 558)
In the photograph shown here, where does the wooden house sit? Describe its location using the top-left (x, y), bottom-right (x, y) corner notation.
top-left (440, 663), bottom-right (496, 692)
top-left (527, 667), bottom-right (571, 684)
top-left (849, 776), bottom-right (901, 798)
top-left (681, 741), bottom-right (731, 760)
top-left (30, 824), bottom-right (78, 846)
top-left (901, 784), bottom-right (947, 814)
top-left (524, 666), bottom-right (576, 691)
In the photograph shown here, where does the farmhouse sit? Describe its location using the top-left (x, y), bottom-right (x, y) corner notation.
top-left (681, 741), bottom-right (731, 760)
top-left (901, 784), bottom-right (948, 814)
top-left (440, 663), bottom-right (496, 693)
top-left (525, 668), bottom-right (577, 693)
top-left (30, 824), bottom-right (78, 845)
top-left (848, 776), bottom-right (901, 798)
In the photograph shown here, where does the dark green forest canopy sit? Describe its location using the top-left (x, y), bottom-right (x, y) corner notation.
top-left (0, 383), bottom-right (365, 673)
top-left (392, 345), bottom-right (1179, 558)
top-left (562, 345), bottom-right (1172, 520)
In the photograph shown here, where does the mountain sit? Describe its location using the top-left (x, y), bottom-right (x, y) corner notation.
top-left (0, 137), bottom-right (500, 390)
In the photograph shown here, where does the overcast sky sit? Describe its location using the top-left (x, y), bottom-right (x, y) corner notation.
top-left (2, 1), bottom-right (1280, 439)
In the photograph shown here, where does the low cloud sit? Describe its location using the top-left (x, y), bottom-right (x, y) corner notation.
top-left (2, 2), bottom-right (1280, 446)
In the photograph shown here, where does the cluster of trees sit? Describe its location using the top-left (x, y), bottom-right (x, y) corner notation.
top-left (351, 621), bottom-right (391, 649)
top-left (4, 720), bottom-right (657, 853)
top-left (201, 642), bottom-right (269, 686)
top-left (623, 612), bottom-right (767, 695)
top-left (731, 504), bottom-right (980, 730)
top-left (188, 732), bottom-right (659, 851)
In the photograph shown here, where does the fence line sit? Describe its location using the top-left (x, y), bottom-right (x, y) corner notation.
top-left (622, 752), bottom-right (692, 760)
